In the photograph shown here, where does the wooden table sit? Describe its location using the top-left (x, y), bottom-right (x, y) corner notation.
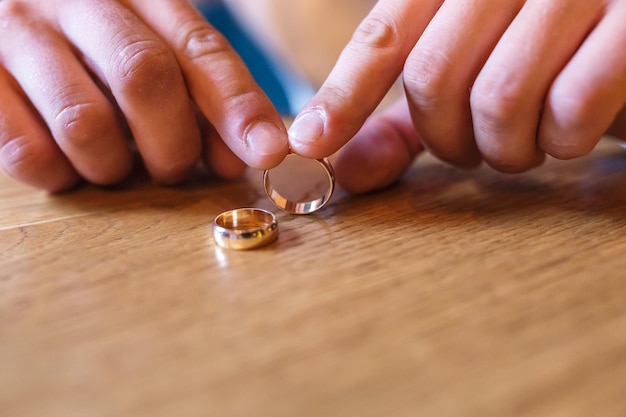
top-left (2, 139), bottom-right (626, 417)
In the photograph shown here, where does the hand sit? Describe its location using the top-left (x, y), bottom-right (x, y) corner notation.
top-left (0, 0), bottom-right (288, 191)
top-left (288, 0), bottom-right (626, 193)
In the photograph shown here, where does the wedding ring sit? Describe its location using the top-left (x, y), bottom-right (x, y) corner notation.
top-left (263, 154), bottom-right (335, 214)
top-left (213, 208), bottom-right (278, 250)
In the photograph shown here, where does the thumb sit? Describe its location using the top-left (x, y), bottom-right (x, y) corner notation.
top-left (335, 98), bottom-right (424, 194)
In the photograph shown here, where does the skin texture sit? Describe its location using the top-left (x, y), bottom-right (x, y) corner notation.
top-left (288, 0), bottom-right (626, 193)
top-left (0, 0), bottom-right (288, 191)
top-left (2, 0), bottom-right (625, 194)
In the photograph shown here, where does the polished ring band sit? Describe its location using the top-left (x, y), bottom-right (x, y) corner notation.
top-left (213, 208), bottom-right (278, 250)
top-left (263, 155), bottom-right (335, 214)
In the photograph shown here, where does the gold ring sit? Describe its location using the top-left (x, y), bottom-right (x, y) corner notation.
top-left (263, 154), bottom-right (335, 214)
top-left (213, 208), bottom-right (278, 250)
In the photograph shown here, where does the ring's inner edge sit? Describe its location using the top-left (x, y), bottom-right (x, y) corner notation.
top-left (216, 209), bottom-right (274, 232)
top-left (264, 157), bottom-right (334, 214)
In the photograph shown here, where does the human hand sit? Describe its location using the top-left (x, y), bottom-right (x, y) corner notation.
top-left (0, 0), bottom-right (288, 191)
top-left (288, 0), bottom-right (626, 193)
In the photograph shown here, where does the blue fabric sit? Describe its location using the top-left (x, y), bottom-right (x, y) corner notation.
top-left (199, 3), bottom-right (291, 115)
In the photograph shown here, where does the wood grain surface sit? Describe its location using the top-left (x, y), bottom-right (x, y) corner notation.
top-left (2, 139), bottom-right (626, 417)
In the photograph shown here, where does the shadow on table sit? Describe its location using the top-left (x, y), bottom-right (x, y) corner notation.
top-left (333, 142), bottom-right (626, 222)
top-left (47, 142), bottom-right (626, 228)
top-left (46, 162), bottom-right (269, 217)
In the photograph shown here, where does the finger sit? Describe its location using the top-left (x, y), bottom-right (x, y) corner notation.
top-left (128, 0), bottom-right (288, 170)
top-left (539, 0), bottom-right (626, 158)
top-left (403, 0), bottom-right (523, 168)
top-left (470, 0), bottom-right (604, 172)
top-left (607, 105), bottom-right (626, 140)
top-left (0, 69), bottom-right (79, 191)
top-left (335, 98), bottom-right (424, 194)
top-left (53, 0), bottom-right (202, 183)
top-left (0, 1), bottom-right (133, 185)
top-left (288, 0), bottom-right (440, 159)
top-left (197, 114), bottom-right (247, 180)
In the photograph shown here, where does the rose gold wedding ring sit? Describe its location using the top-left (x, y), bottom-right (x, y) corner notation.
top-left (213, 208), bottom-right (278, 250)
top-left (263, 155), bottom-right (335, 215)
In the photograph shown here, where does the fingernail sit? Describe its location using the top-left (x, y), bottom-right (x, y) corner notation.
top-left (288, 110), bottom-right (325, 144)
top-left (246, 122), bottom-right (287, 156)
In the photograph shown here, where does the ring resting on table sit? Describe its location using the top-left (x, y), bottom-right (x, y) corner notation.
top-left (213, 208), bottom-right (278, 250)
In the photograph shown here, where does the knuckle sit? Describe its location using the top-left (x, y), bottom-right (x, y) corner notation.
top-left (351, 14), bottom-right (401, 51)
top-left (52, 100), bottom-right (108, 149)
top-left (221, 89), bottom-right (261, 114)
top-left (1, 134), bottom-right (51, 176)
top-left (323, 84), bottom-right (351, 104)
top-left (112, 37), bottom-right (178, 92)
top-left (314, 84), bottom-right (352, 117)
top-left (403, 47), bottom-right (453, 111)
top-left (315, 84), bottom-right (360, 128)
top-left (541, 90), bottom-right (601, 159)
top-left (550, 91), bottom-right (598, 133)
top-left (471, 82), bottom-right (523, 133)
top-left (176, 23), bottom-right (232, 61)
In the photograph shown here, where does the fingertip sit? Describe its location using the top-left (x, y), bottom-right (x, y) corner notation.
top-left (287, 0), bottom-right (427, 159)
top-left (40, 174), bottom-right (82, 193)
top-left (68, 137), bottom-right (135, 186)
top-left (0, 136), bottom-right (80, 192)
top-left (131, 112), bottom-right (203, 185)
top-left (483, 149), bottom-right (546, 173)
top-left (244, 120), bottom-right (289, 169)
top-left (287, 109), bottom-right (327, 158)
top-left (203, 130), bottom-right (248, 180)
top-left (214, 160), bottom-right (247, 181)
top-left (145, 150), bottom-right (198, 185)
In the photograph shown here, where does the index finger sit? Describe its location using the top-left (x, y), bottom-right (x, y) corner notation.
top-left (288, 0), bottom-right (437, 158)
top-left (128, 0), bottom-right (289, 170)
